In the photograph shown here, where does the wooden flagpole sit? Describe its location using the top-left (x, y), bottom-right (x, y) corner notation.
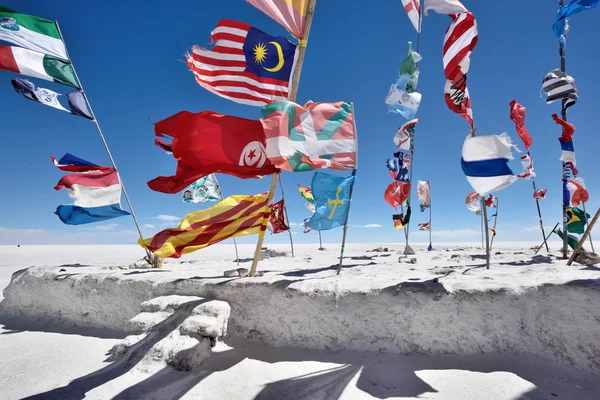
top-left (213, 175), bottom-right (240, 266)
top-left (581, 201), bottom-right (595, 252)
top-left (337, 103), bottom-right (358, 275)
top-left (277, 176), bottom-right (295, 257)
top-left (250, 0), bottom-right (317, 277)
top-left (490, 197), bottom-right (499, 250)
top-left (567, 207), bottom-right (600, 266)
top-left (54, 21), bottom-right (156, 265)
top-left (558, 0), bottom-right (569, 259)
top-left (529, 150), bottom-right (550, 252)
top-left (535, 222), bottom-right (560, 255)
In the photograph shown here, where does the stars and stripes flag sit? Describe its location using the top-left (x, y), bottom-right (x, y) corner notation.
top-left (401, 0), bottom-right (422, 32)
top-left (139, 194), bottom-right (270, 258)
top-left (443, 12), bottom-right (478, 129)
top-left (186, 20), bottom-right (297, 107)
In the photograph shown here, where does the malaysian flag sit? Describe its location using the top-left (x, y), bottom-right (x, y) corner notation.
top-left (443, 12), bottom-right (478, 129)
top-left (186, 20), bottom-right (297, 107)
top-left (542, 70), bottom-right (579, 109)
top-left (418, 222), bottom-right (431, 231)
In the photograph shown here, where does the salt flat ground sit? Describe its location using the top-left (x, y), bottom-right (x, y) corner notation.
top-left (0, 243), bottom-right (599, 399)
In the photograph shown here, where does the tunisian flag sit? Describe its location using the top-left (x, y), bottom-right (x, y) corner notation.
top-left (148, 111), bottom-right (279, 194)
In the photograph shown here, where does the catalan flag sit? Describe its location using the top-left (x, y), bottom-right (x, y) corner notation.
top-left (139, 194), bottom-right (270, 258)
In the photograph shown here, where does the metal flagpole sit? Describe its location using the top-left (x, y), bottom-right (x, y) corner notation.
top-left (213, 175), bottom-right (240, 266)
top-left (277, 176), bottom-right (295, 257)
top-left (529, 150), bottom-right (550, 252)
top-left (250, 0), bottom-right (317, 277)
top-left (469, 119), bottom-right (491, 268)
top-left (558, 0), bottom-right (569, 259)
top-left (480, 204), bottom-right (484, 250)
top-left (337, 102), bottom-right (359, 275)
top-left (428, 182), bottom-right (432, 249)
top-left (318, 230), bottom-right (323, 250)
top-left (490, 197), bottom-right (499, 250)
top-left (535, 222), bottom-right (560, 255)
top-left (54, 21), bottom-right (154, 263)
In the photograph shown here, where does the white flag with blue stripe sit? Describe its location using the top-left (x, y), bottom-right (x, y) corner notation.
top-left (461, 134), bottom-right (517, 196)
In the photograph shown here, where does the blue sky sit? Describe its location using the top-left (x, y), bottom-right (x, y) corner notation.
top-left (0, 0), bottom-right (598, 246)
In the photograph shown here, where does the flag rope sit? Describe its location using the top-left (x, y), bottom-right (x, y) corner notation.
top-left (250, 0), bottom-right (317, 277)
top-left (54, 21), bottom-right (153, 264)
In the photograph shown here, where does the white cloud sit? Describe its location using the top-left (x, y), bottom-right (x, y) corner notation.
top-left (0, 226), bottom-right (46, 233)
top-left (413, 229), bottom-right (481, 238)
top-left (142, 224), bottom-right (155, 229)
top-left (353, 224), bottom-right (382, 228)
top-left (289, 222), bottom-right (299, 227)
top-left (521, 225), bottom-right (554, 232)
top-left (93, 223), bottom-right (119, 231)
top-left (154, 215), bottom-right (179, 221)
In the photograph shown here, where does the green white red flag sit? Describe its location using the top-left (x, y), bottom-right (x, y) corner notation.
top-left (0, 5), bottom-right (67, 59)
top-left (261, 101), bottom-right (357, 172)
top-left (0, 45), bottom-right (78, 87)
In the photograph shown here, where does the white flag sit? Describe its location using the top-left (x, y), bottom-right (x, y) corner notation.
top-left (182, 174), bottom-right (221, 203)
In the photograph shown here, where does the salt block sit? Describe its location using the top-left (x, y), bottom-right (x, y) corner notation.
top-left (146, 330), bottom-right (213, 371)
top-left (179, 315), bottom-right (221, 342)
top-left (192, 300), bottom-right (231, 338)
top-left (575, 251), bottom-right (600, 266)
top-left (140, 295), bottom-right (204, 313)
top-left (126, 311), bottom-right (173, 334)
top-left (108, 334), bottom-right (145, 359)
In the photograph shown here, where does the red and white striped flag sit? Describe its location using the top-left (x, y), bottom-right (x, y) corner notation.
top-left (186, 20), bottom-right (297, 107)
top-left (442, 12), bottom-right (478, 129)
top-left (401, 0), bottom-right (421, 32)
top-left (419, 222), bottom-right (431, 230)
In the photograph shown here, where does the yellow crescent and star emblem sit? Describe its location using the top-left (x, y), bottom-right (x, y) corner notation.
top-left (253, 41), bottom-right (285, 72)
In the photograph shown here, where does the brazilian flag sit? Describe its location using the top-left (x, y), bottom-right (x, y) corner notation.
top-left (566, 207), bottom-right (590, 234)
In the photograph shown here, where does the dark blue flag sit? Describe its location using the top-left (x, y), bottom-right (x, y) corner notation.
top-left (242, 27), bottom-right (296, 82)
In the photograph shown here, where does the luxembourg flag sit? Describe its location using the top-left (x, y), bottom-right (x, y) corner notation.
top-left (461, 134), bottom-right (517, 196)
top-left (52, 154), bottom-right (130, 225)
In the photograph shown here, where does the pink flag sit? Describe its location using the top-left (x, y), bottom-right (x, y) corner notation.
top-left (417, 180), bottom-right (430, 204)
top-left (246, 0), bottom-right (308, 39)
top-left (509, 100), bottom-right (533, 150)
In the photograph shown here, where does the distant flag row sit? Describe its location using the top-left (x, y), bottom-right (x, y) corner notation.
top-left (51, 153), bottom-right (129, 225)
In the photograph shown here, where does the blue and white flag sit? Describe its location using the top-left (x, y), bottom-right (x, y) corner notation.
top-left (306, 171), bottom-right (355, 231)
top-left (386, 152), bottom-right (410, 182)
top-left (553, 0), bottom-right (599, 47)
top-left (461, 134), bottom-right (517, 196)
top-left (385, 83), bottom-right (421, 120)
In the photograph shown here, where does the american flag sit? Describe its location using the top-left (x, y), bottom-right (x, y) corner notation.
top-left (443, 12), bottom-right (478, 129)
top-left (186, 20), bottom-right (297, 107)
top-left (419, 222), bottom-right (431, 231)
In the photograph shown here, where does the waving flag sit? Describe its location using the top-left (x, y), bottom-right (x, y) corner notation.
top-left (394, 119), bottom-right (417, 150)
top-left (420, 202), bottom-right (430, 212)
top-left (509, 100), bottom-right (532, 150)
top-left (385, 83), bottom-right (421, 120)
top-left (398, 42), bottom-right (422, 93)
top-left (542, 70), bottom-right (578, 109)
top-left (533, 189), bottom-right (547, 200)
top-left (182, 175), bottom-right (221, 203)
top-left (552, 114), bottom-right (577, 166)
top-left (517, 155), bottom-right (536, 179)
top-left (385, 181), bottom-right (410, 211)
top-left (417, 180), bottom-right (430, 204)
top-left (465, 192), bottom-right (480, 212)
top-left (485, 194), bottom-right (497, 208)
top-left (566, 206), bottom-right (590, 234)
top-left (186, 20), bottom-right (296, 106)
top-left (0, 46), bottom-right (78, 88)
top-left (305, 203), bottom-right (316, 213)
top-left (443, 12), bottom-right (478, 128)
top-left (268, 199), bottom-right (290, 234)
top-left (553, 227), bottom-right (584, 251)
top-left (393, 208), bottom-right (411, 230)
top-left (246, 0), bottom-right (308, 39)
top-left (12, 78), bottom-right (93, 119)
top-left (553, 0), bottom-right (600, 47)
top-left (139, 194), bottom-right (270, 258)
top-left (303, 217), bottom-right (312, 233)
top-left (387, 152), bottom-right (410, 182)
top-left (51, 153), bottom-right (112, 173)
top-left (0, 5), bottom-right (67, 59)
top-left (305, 172), bottom-right (355, 231)
top-left (148, 111), bottom-right (278, 194)
top-left (298, 184), bottom-right (315, 203)
top-left (565, 177), bottom-right (589, 206)
top-left (424, 0), bottom-right (468, 16)
top-left (401, 0), bottom-right (422, 32)
top-left (418, 222), bottom-right (431, 231)
top-left (461, 134), bottom-right (517, 196)
top-left (52, 156), bottom-right (130, 225)
top-left (261, 101), bottom-right (357, 172)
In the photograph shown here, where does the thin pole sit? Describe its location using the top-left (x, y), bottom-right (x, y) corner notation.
top-left (558, 0), bottom-right (569, 259)
top-left (490, 197), bottom-right (499, 250)
top-left (535, 222), bottom-right (559, 255)
top-left (581, 201), bottom-right (595, 252)
top-left (337, 102), bottom-right (359, 275)
top-left (213, 175), bottom-right (240, 266)
top-left (54, 22), bottom-right (151, 260)
top-left (481, 197), bottom-right (491, 269)
top-left (567, 207), bottom-right (600, 265)
top-left (530, 151), bottom-right (550, 252)
top-left (428, 182), bottom-right (432, 248)
top-left (250, 0), bottom-right (317, 276)
top-left (480, 204), bottom-right (484, 250)
top-left (318, 230), bottom-right (323, 250)
top-left (278, 176), bottom-right (295, 257)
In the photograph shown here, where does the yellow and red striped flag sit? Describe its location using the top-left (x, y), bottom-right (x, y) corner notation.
top-left (139, 194), bottom-right (270, 258)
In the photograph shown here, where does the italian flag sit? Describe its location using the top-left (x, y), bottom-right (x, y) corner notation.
top-left (0, 5), bottom-right (67, 59)
top-left (0, 46), bottom-right (79, 88)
